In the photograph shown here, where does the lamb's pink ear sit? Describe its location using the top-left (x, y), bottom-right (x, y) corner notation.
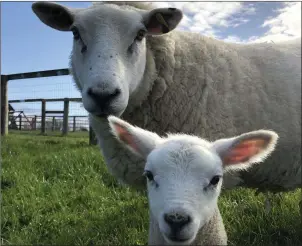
top-left (143, 8), bottom-right (183, 35)
top-left (32, 2), bottom-right (75, 31)
top-left (211, 130), bottom-right (279, 170)
top-left (108, 116), bottom-right (162, 159)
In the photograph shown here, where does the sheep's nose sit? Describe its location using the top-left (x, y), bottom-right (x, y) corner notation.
top-left (87, 87), bottom-right (121, 109)
top-left (164, 212), bottom-right (191, 231)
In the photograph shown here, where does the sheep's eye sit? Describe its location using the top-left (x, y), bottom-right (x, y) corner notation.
top-left (136, 29), bottom-right (147, 41)
top-left (71, 27), bottom-right (80, 40)
top-left (143, 170), bottom-right (154, 181)
top-left (71, 26), bottom-right (87, 53)
top-left (210, 175), bottom-right (221, 186)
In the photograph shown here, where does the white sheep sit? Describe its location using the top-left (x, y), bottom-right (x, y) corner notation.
top-left (31, 1), bottom-right (301, 194)
top-left (107, 115), bottom-right (279, 245)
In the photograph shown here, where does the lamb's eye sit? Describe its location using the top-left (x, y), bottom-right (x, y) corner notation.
top-left (71, 27), bottom-right (80, 40)
top-left (136, 29), bottom-right (147, 41)
top-left (210, 175), bottom-right (221, 186)
top-left (143, 170), bottom-right (154, 181)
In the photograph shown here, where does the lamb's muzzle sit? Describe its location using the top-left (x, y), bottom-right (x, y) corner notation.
top-left (163, 210), bottom-right (192, 242)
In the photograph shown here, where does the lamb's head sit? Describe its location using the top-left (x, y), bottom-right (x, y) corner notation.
top-left (108, 116), bottom-right (279, 245)
top-left (31, 2), bottom-right (182, 117)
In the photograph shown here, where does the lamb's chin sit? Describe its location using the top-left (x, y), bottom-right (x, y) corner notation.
top-left (162, 234), bottom-right (195, 246)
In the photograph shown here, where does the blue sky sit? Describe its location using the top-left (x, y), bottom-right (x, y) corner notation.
top-left (1, 1), bottom-right (92, 117)
top-left (1, 1), bottom-right (301, 118)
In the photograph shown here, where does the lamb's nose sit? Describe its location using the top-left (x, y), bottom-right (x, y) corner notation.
top-left (164, 212), bottom-right (191, 231)
top-left (87, 87), bottom-right (121, 109)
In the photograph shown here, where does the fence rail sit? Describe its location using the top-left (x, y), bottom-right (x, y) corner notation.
top-left (9, 97), bottom-right (82, 103)
top-left (1, 69), bottom-right (97, 144)
top-left (7, 68), bottom-right (70, 81)
top-left (10, 114), bottom-right (89, 132)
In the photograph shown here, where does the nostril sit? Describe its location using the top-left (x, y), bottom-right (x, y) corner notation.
top-left (164, 213), bottom-right (191, 228)
top-left (114, 88), bottom-right (121, 97)
top-left (87, 87), bottom-right (120, 98)
top-left (187, 215), bottom-right (191, 223)
top-left (164, 214), bottom-right (172, 224)
top-left (87, 87), bottom-right (93, 96)
top-left (87, 87), bottom-right (121, 109)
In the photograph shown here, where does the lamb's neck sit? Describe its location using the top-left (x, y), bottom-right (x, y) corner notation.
top-left (193, 208), bottom-right (227, 245)
top-left (148, 207), bottom-right (227, 245)
top-left (89, 114), bottom-right (146, 189)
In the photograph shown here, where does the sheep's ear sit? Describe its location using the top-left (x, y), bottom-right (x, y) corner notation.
top-left (143, 8), bottom-right (183, 35)
top-left (211, 130), bottom-right (279, 171)
top-left (32, 2), bottom-right (74, 31)
top-left (108, 116), bottom-right (162, 159)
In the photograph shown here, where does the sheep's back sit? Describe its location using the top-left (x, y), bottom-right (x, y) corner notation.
top-left (124, 31), bottom-right (301, 192)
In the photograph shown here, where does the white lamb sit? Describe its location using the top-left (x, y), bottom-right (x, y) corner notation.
top-left (107, 116), bottom-right (279, 245)
top-left (31, 1), bottom-right (301, 194)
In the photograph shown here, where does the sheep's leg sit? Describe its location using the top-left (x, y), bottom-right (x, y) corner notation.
top-left (255, 190), bottom-right (273, 214)
top-left (89, 115), bottom-right (147, 189)
top-left (264, 192), bottom-right (272, 214)
top-left (263, 192), bottom-right (283, 214)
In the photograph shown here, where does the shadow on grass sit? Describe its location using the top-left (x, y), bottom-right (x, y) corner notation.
top-left (42, 139), bottom-right (89, 148)
top-left (234, 215), bottom-right (302, 246)
top-left (71, 201), bottom-right (149, 245)
top-left (1, 180), bottom-right (15, 190)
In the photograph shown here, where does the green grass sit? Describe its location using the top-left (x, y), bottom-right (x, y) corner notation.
top-left (1, 132), bottom-right (301, 245)
top-left (8, 129), bottom-right (90, 138)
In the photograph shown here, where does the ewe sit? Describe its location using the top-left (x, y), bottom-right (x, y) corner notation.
top-left (32, 1), bottom-right (300, 194)
top-left (107, 116), bottom-right (279, 245)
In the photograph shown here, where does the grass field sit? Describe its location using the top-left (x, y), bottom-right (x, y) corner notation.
top-left (1, 131), bottom-right (301, 245)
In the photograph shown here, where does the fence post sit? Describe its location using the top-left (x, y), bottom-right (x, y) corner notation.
top-left (41, 100), bottom-right (46, 134)
top-left (73, 116), bottom-right (76, 132)
top-left (19, 115), bottom-right (22, 130)
top-left (1, 75), bottom-right (8, 136)
top-left (34, 115), bottom-right (37, 130)
top-left (52, 116), bottom-right (55, 131)
top-left (62, 98), bottom-right (69, 136)
top-left (89, 126), bottom-right (97, 145)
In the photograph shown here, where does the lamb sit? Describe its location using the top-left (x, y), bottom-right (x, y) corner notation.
top-left (31, 1), bottom-right (301, 194)
top-left (107, 115), bottom-right (279, 245)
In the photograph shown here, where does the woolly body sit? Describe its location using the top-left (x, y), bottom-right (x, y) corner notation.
top-left (32, 1), bottom-right (301, 193)
top-left (91, 11), bottom-right (301, 192)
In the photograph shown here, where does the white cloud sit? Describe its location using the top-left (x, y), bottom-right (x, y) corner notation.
top-left (230, 17), bottom-right (250, 28)
top-left (223, 35), bottom-right (246, 44)
top-left (248, 2), bottom-right (301, 43)
top-left (154, 2), bottom-right (300, 44)
top-left (242, 3), bottom-right (257, 15)
top-left (154, 2), bottom-right (255, 38)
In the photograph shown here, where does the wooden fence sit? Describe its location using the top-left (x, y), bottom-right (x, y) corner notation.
top-left (10, 113), bottom-right (89, 133)
top-left (9, 97), bottom-right (82, 133)
top-left (1, 69), bottom-right (97, 144)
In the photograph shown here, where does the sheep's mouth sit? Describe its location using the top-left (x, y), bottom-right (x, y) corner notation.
top-left (92, 109), bottom-right (120, 118)
top-left (92, 107), bottom-right (124, 119)
top-left (95, 112), bottom-right (109, 118)
top-left (168, 237), bottom-right (189, 242)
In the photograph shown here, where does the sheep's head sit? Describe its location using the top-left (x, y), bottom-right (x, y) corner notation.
top-left (108, 116), bottom-right (279, 245)
top-left (31, 2), bottom-right (182, 117)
